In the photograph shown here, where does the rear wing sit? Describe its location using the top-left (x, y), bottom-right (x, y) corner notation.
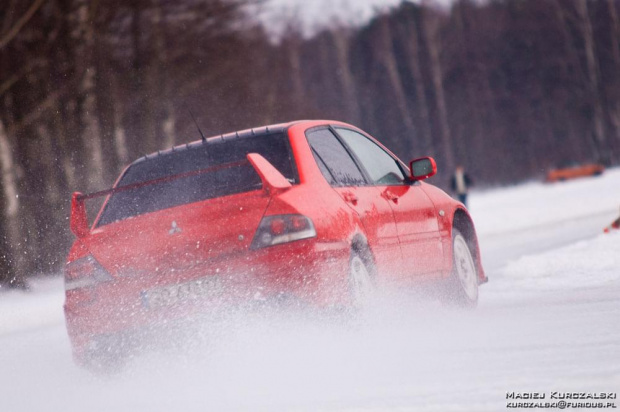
top-left (70, 154), bottom-right (291, 237)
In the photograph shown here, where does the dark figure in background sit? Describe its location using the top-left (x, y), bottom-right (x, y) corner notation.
top-left (451, 166), bottom-right (473, 208)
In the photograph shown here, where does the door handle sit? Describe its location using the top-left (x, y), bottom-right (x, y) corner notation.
top-left (342, 192), bottom-right (359, 205)
top-left (382, 189), bottom-right (399, 204)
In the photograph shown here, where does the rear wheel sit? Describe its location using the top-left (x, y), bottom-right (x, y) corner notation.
top-left (443, 229), bottom-right (479, 308)
top-left (79, 336), bottom-right (128, 375)
top-left (348, 248), bottom-right (375, 308)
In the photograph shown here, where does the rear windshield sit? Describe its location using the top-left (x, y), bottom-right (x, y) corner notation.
top-left (97, 132), bottom-right (295, 226)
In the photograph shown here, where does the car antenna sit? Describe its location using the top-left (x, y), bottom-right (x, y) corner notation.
top-left (189, 109), bottom-right (207, 142)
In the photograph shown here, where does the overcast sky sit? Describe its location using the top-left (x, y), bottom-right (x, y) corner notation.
top-left (261, 0), bottom-right (448, 37)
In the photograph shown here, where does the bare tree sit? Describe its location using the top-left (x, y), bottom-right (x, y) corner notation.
top-left (331, 29), bottom-right (361, 125)
top-left (396, 6), bottom-right (432, 155)
top-left (606, 0), bottom-right (620, 152)
top-left (575, 0), bottom-right (609, 163)
top-left (421, 7), bottom-right (454, 174)
top-left (0, 120), bottom-right (26, 288)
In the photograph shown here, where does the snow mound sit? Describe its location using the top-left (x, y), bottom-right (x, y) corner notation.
top-left (0, 277), bottom-right (65, 337)
top-left (501, 232), bottom-right (620, 290)
top-left (470, 168), bottom-right (620, 237)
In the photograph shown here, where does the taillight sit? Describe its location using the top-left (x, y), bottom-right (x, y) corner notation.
top-left (64, 255), bottom-right (113, 291)
top-left (251, 214), bottom-right (317, 249)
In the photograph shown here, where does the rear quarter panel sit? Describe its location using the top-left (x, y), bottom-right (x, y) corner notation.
top-left (280, 122), bottom-right (364, 246)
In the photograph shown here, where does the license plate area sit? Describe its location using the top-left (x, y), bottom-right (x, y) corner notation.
top-left (142, 276), bottom-right (221, 309)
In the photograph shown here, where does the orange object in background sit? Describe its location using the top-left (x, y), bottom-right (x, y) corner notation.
top-left (545, 164), bottom-right (604, 183)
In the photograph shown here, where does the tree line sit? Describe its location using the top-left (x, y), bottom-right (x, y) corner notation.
top-left (1, 0), bottom-right (618, 287)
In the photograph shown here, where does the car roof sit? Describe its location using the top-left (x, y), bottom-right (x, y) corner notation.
top-left (130, 119), bottom-right (356, 167)
top-left (131, 121), bottom-right (300, 166)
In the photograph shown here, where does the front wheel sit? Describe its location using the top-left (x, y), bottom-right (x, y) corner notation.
top-left (443, 229), bottom-right (479, 308)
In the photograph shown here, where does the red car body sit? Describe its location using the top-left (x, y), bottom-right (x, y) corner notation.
top-left (64, 120), bottom-right (486, 367)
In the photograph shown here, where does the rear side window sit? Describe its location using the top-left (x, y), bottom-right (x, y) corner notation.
top-left (97, 133), bottom-right (295, 226)
top-left (306, 128), bottom-right (366, 187)
top-left (335, 128), bottom-right (407, 186)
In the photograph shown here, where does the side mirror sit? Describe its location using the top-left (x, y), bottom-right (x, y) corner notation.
top-left (70, 192), bottom-right (90, 238)
top-left (410, 157), bottom-right (437, 181)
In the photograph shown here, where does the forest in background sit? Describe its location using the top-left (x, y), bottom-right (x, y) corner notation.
top-left (1, 0), bottom-right (619, 287)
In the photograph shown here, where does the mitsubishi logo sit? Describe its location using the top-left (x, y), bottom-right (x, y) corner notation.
top-left (168, 221), bottom-right (182, 235)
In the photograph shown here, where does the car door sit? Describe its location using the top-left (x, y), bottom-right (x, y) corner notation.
top-left (305, 127), bottom-right (402, 276)
top-left (334, 127), bottom-right (444, 277)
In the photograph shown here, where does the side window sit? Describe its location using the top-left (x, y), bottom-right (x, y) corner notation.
top-left (306, 128), bottom-right (366, 186)
top-left (313, 152), bottom-right (337, 185)
top-left (335, 128), bottom-right (407, 186)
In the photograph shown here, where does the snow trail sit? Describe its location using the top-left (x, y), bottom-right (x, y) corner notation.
top-left (1, 169), bottom-right (619, 411)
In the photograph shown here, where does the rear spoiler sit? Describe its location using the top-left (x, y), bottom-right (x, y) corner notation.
top-left (70, 154), bottom-right (291, 238)
top-left (247, 153), bottom-right (292, 196)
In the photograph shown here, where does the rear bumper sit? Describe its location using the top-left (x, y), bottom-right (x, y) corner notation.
top-left (64, 238), bottom-right (351, 359)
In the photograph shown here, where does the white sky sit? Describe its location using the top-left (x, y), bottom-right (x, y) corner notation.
top-left (260, 0), bottom-right (450, 37)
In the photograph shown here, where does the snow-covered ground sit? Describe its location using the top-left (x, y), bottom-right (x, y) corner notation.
top-left (1, 169), bottom-right (619, 411)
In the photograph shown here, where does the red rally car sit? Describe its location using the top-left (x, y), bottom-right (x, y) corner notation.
top-left (65, 120), bottom-right (486, 368)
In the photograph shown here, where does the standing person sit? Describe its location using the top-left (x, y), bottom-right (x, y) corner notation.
top-left (451, 166), bottom-right (473, 207)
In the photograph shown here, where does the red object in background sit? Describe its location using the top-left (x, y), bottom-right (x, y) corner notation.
top-left (65, 120), bottom-right (486, 369)
top-left (603, 215), bottom-right (620, 233)
top-left (545, 163), bottom-right (605, 183)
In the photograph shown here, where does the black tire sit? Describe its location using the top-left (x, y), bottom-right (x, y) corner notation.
top-left (442, 228), bottom-right (479, 308)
